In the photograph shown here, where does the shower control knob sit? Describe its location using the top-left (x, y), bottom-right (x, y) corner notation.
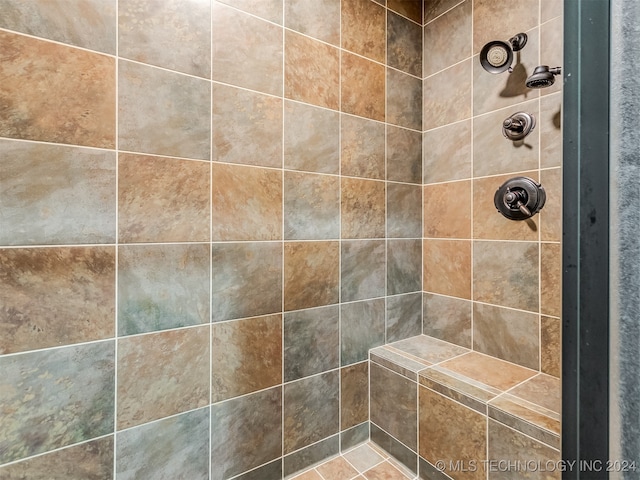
top-left (494, 177), bottom-right (546, 221)
top-left (502, 112), bottom-right (536, 141)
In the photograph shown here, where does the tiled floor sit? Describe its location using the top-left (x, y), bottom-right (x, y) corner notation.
top-left (289, 442), bottom-right (417, 480)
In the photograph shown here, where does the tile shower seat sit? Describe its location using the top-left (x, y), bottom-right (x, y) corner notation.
top-left (369, 335), bottom-right (561, 478)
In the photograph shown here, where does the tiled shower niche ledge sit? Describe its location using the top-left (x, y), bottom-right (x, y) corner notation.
top-left (369, 335), bottom-right (561, 479)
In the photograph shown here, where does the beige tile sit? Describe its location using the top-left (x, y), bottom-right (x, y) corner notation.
top-left (541, 242), bottom-right (562, 317)
top-left (423, 120), bottom-right (472, 184)
top-left (509, 374), bottom-right (561, 413)
top-left (363, 461), bottom-right (411, 480)
top-left (439, 352), bottom-right (536, 391)
top-left (387, 0), bottom-right (422, 24)
top-left (0, 30), bottom-right (115, 148)
top-left (212, 2), bottom-right (283, 95)
top-left (540, 93), bottom-right (563, 168)
top-left (317, 455), bottom-right (359, 480)
top-left (285, 0), bottom-right (340, 45)
top-left (387, 11), bottom-right (422, 77)
top-left (285, 30), bottom-right (340, 110)
top-left (212, 163), bottom-right (282, 241)
top-left (541, 0), bottom-right (563, 22)
top-left (343, 443), bottom-right (385, 473)
top-left (423, 0), bottom-right (471, 77)
top-left (540, 16), bottom-right (564, 97)
top-left (423, 239), bottom-right (471, 299)
top-left (217, 0), bottom-right (282, 23)
top-left (541, 316), bottom-right (561, 378)
top-left (424, 181), bottom-right (471, 238)
top-left (387, 69), bottom-right (422, 131)
top-left (540, 168), bottom-right (562, 241)
top-left (341, 0), bottom-right (386, 62)
top-left (341, 114), bottom-right (386, 180)
top-left (388, 335), bottom-right (469, 365)
top-left (342, 178), bottom-right (386, 239)
top-left (424, 0), bottom-right (463, 24)
top-left (291, 470), bottom-right (324, 480)
top-left (424, 59), bottom-right (471, 130)
top-left (118, 153), bottom-right (210, 243)
top-left (342, 52), bottom-right (386, 122)
top-left (387, 126), bottom-right (422, 183)
top-left (473, 0), bottom-right (538, 54)
top-left (423, 293), bottom-right (472, 348)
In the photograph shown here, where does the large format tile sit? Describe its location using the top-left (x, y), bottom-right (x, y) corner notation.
top-left (386, 293), bottom-right (422, 342)
top-left (212, 314), bottom-right (282, 402)
top-left (284, 241), bottom-right (339, 311)
top-left (0, 247), bottom-right (115, 354)
top-left (118, 60), bottom-right (210, 159)
top-left (0, 0), bottom-right (116, 53)
top-left (388, 183), bottom-right (422, 239)
top-left (540, 93), bottom-right (562, 168)
top-left (423, 59), bottom-right (471, 130)
top-left (341, 299), bottom-right (386, 366)
top-left (0, 31), bottom-right (115, 148)
top-left (473, 0), bottom-right (538, 54)
top-left (118, 153), bottom-right (210, 243)
top-left (387, 335), bottom-right (468, 365)
top-left (387, 10), bottom-right (422, 77)
top-left (216, 0), bottom-right (282, 23)
top-left (0, 342), bottom-right (115, 464)
top-left (423, 120), bottom-right (472, 184)
top-left (116, 327), bottom-right (209, 429)
top-left (387, 126), bottom-right (422, 184)
top-left (342, 178), bottom-right (386, 239)
top-left (424, 0), bottom-right (472, 77)
top-left (342, 52), bottom-right (385, 122)
top-left (386, 69), bottom-right (422, 131)
top-left (341, 114), bottom-right (385, 180)
top-left (118, 244), bottom-right (209, 336)
top-left (423, 239), bottom-right (471, 299)
top-left (424, 180), bottom-right (471, 239)
top-left (212, 242), bottom-right (282, 321)
top-left (118, 0), bottom-right (210, 77)
top-left (541, 316), bottom-right (561, 378)
top-left (285, 0), bottom-right (340, 45)
top-left (0, 140), bottom-right (116, 245)
top-left (284, 436), bottom-right (339, 478)
top-left (387, 240), bottom-right (422, 295)
top-left (424, 0), bottom-right (463, 24)
top-left (388, 0), bottom-right (422, 23)
top-left (212, 83), bottom-right (283, 168)
top-left (212, 2), bottom-right (283, 96)
top-left (284, 306), bottom-right (339, 381)
top-left (341, 361), bottom-right (369, 430)
top-left (541, 242), bottom-right (561, 317)
top-left (423, 293), bottom-right (472, 348)
top-left (116, 408), bottom-right (209, 480)
top-left (540, 168), bottom-right (562, 242)
top-left (341, 240), bottom-right (386, 302)
top-left (284, 371), bottom-right (340, 453)
top-left (341, 0), bottom-right (385, 62)
top-left (540, 16), bottom-right (563, 97)
top-left (211, 387), bottom-right (282, 480)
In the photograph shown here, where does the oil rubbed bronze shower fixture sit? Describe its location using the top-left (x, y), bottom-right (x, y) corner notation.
top-left (479, 33), bottom-right (528, 74)
top-left (494, 176), bottom-right (546, 221)
top-left (525, 65), bottom-right (562, 88)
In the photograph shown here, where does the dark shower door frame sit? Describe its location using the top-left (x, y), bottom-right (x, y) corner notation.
top-left (563, 0), bottom-right (610, 477)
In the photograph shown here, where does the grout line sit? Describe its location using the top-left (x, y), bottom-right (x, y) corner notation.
top-left (113, 3), bottom-right (119, 475)
top-left (209, 1), bottom-right (215, 477)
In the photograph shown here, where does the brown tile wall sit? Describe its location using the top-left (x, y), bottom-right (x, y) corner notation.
top-left (0, 1), bottom-right (424, 478)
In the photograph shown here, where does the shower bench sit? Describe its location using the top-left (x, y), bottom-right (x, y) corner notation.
top-left (368, 335), bottom-right (561, 480)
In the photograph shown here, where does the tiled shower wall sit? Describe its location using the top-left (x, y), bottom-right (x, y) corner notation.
top-left (422, 1), bottom-right (563, 376)
top-left (0, 1), bottom-right (424, 479)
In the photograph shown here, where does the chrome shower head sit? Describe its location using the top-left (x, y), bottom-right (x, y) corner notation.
top-left (526, 65), bottom-right (562, 88)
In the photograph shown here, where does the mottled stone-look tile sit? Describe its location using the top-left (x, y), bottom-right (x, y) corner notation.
top-left (472, 28), bottom-right (539, 116)
top-left (212, 82), bottom-right (282, 168)
top-left (342, 178), bottom-right (386, 239)
top-left (116, 408), bottom-right (209, 480)
top-left (371, 424), bottom-right (418, 476)
top-left (439, 352), bottom-right (536, 391)
top-left (387, 240), bottom-right (422, 295)
top-left (285, 0), bottom-right (340, 45)
top-left (541, 242), bottom-right (561, 317)
top-left (342, 52), bottom-right (385, 122)
top-left (423, 239), bottom-right (471, 299)
top-left (473, 241), bottom-right (539, 312)
top-left (388, 0), bottom-right (422, 24)
top-left (473, 172), bottom-right (540, 242)
top-left (0, 31), bottom-right (115, 148)
top-left (388, 11), bottom-right (422, 77)
top-left (342, 240), bottom-right (386, 302)
top-left (212, 163), bottom-right (282, 241)
top-left (387, 126), bottom-right (422, 183)
top-left (284, 241), bottom-right (339, 311)
top-left (341, 362), bottom-right (369, 430)
top-left (284, 436), bottom-right (340, 478)
top-left (423, 293), bottom-right (471, 348)
top-left (285, 171), bottom-right (340, 240)
top-left (419, 387), bottom-right (486, 480)
top-left (118, 60), bottom-right (210, 159)
top-left (0, 140), bottom-right (115, 245)
top-left (284, 371), bottom-right (339, 453)
top-left (212, 315), bottom-right (282, 401)
top-left (424, 181), bottom-right (471, 238)
top-left (0, 0), bottom-right (116, 53)
top-left (540, 16), bottom-right (563, 97)
top-left (487, 420), bottom-right (561, 480)
top-left (233, 459), bottom-right (282, 480)
top-left (370, 363), bottom-right (417, 450)
top-left (341, 0), bottom-right (386, 62)
top-left (291, 470), bottom-right (324, 480)
top-left (0, 247), bottom-right (114, 354)
top-left (473, 101), bottom-right (540, 177)
top-left (473, 303), bottom-right (540, 370)
top-left (342, 423), bottom-right (370, 451)
top-left (390, 335), bottom-right (468, 364)
top-left (344, 443), bottom-right (385, 473)
top-left (118, 153), bottom-right (210, 243)
top-left (0, 436), bottom-right (113, 480)
top-left (387, 182), bottom-right (422, 238)
top-left (540, 168), bottom-right (562, 242)
top-left (424, 0), bottom-right (462, 23)
top-left (423, 59), bottom-right (471, 130)
top-left (341, 299), bottom-right (385, 366)
top-left (341, 114), bottom-right (385, 180)
top-left (541, 316), bottom-right (561, 378)
top-left (212, 2), bottom-right (283, 95)
top-left (211, 387), bottom-right (282, 480)
top-left (212, 242), bottom-right (282, 321)
top-left (285, 306), bottom-right (339, 381)
top-left (387, 69), bottom-right (422, 131)
top-left (509, 373), bottom-right (561, 414)
top-left (118, 244), bottom-right (210, 336)
top-left (119, 0), bottom-right (210, 77)
top-left (318, 456), bottom-right (360, 480)
top-left (284, 101), bottom-right (340, 174)
top-left (387, 293), bottom-right (422, 342)
top-left (117, 327), bottom-right (209, 429)
top-left (0, 342), bottom-right (114, 464)
top-left (424, 0), bottom-right (471, 77)
top-left (541, 0), bottom-right (563, 22)
top-left (363, 462), bottom-right (412, 480)
top-left (285, 30), bottom-right (339, 110)
top-left (540, 93), bottom-right (562, 169)
top-left (423, 120), bottom-right (472, 184)
top-left (216, 0), bottom-right (282, 23)
top-left (473, 0), bottom-right (538, 54)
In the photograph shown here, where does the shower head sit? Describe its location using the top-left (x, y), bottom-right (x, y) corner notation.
top-left (479, 33), bottom-right (528, 74)
top-left (526, 66), bottom-right (562, 88)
